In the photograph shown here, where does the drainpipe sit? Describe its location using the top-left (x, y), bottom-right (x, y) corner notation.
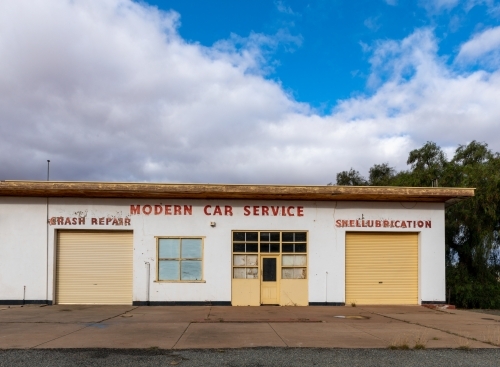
top-left (325, 271), bottom-right (328, 305)
top-left (145, 262), bottom-right (150, 306)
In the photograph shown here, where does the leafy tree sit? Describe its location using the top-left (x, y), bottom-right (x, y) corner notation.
top-left (444, 142), bottom-right (500, 308)
top-left (406, 141), bottom-right (447, 186)
top-left (333, 140), bottom-right (500, 308)
top-left (368, 163), bottom-right (396, 186)
top-left (336, 168), bottom-right (368, 186)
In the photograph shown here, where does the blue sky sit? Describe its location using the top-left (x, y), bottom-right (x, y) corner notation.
top-left (1, 0), bottom-right (500, 183)
top-left (143, 0), bottom-right (500, 112)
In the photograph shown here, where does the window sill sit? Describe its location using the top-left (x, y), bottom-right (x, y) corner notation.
top-left (154, 280), bottom-right (206, 283)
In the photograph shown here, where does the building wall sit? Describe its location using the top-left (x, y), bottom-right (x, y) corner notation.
top-left (0, 197), bottom-right (446, 304)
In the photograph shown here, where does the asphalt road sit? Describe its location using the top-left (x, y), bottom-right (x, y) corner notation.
top-left (1, 348), bottom-right (499, 367)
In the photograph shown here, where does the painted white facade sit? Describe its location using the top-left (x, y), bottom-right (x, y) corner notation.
top-left (0, 197), bottom-right (446, 304)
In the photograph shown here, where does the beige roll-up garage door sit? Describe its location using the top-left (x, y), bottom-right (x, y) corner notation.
top-left (56, 231), bottom-right (133, 305)
top-left (346, 232), bottom-right (418, 305)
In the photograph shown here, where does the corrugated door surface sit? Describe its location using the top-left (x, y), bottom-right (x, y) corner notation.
top-left (345, 232), bottom-right (418, 305)
top-left (56, 231), bottom-right (133, 305)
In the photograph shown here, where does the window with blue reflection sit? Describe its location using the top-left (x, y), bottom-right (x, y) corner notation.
top-left (158, 238), bottom-right (203, 281)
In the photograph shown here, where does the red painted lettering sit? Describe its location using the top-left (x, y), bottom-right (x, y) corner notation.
top-left (362, 220), bottom-right (366, 227)
top-left (112, 218), bottom-right (118, 225)
top-left (57, 217), bottom-right (64, 225)
top-left (184, 205), bottom-right (192, 215)
top-left (350, 220), bottom-right (355, 227)
top-left (118, 218), bottom-right (123, 225)
top-left (282, 206), bottom-right (286, 216)
top-left (244, 206), bottom-right (251, 216)
top-left (395, 220), bottom-right (400, 228)
top-left (72, 218), bottom-right (77, 225)
top-left (401, 221), bottom-right (407, 228)
top-left (262, 206), bottom-right (269, 216)
top-left (224, 206), bottom-right (233, 216)
top-left (130, 205), bottom-right (140, 215)
top-left (287, 206), bottom-right (294, 216)
top-left (125, 218), bottom-right (131, 226)
top-left (417, 220), bottom-right (424, 228)
top-left (204, 205), bottom-right (211, 215)
top-left (64, 217), bottom-right (71, 225)
top-left (99, 217), bottom-right (104, 225)
top-left (383, 220), bottom-right (389, 228)
top-left (342, 220), bottom-right (349, 227)
top-left (165, 205), bottom-right (172, 215)
top-left (174, 205), bottom-right (182, 215)
top-left (143, 205), bottom-right (152, 215)
top-left (271, 206), bottom-right (280, 216)
top-left (91, 218), bottom-right (97, 225)
top-left (49, 217), bottom-right (56, 225)
top-left (425, 220), bottom-right (431, 228)
top-left (376, 220), bottom-right (381, 227)
top-left (154, 205), bottom-right (162, 215)
top-left (407, 221), bottom-right (412, 228)
top-left (78, 218), bottom-right (85, 225)
top-left (336, 219), bottom-right (342, 227)
top-left (106, 218), bottom-right (112, 225)
top-left (213, 206), bottom-right (222, 215)
top-left (253, 206), bottom-right (260, 216)
top-left (297, 206), bottom-right (304, 217)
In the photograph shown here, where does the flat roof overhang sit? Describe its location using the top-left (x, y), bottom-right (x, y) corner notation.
top-left (0, 181), bottom-right (474, 206)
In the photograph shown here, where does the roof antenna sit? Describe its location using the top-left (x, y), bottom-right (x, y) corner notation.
top-left (47, 160), bottom-right (50, 181)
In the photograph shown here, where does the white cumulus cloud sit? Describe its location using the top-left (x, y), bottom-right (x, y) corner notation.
top-left (457, 26), bottom-right (500, 65)
top-left (0, 0), bottom-right (500, 184)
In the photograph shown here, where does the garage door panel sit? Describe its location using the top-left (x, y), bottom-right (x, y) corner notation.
top-left (346, 232), bottom-right (418, 305)
top-left (56, 231), bottom-right (133, 305)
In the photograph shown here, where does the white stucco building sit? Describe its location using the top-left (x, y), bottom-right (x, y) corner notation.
top-left (0, 181), bottom-right (474, 306)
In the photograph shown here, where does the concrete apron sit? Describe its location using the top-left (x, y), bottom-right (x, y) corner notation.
top-left (0, 305), bottom-right (498, 349)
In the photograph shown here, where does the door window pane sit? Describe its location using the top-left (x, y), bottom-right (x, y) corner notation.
top-left (263, 258), bottom-right (277, 281)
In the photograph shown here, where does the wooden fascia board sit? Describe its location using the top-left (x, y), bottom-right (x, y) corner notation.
top-left (0, 181), bottom-right (475, 202)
